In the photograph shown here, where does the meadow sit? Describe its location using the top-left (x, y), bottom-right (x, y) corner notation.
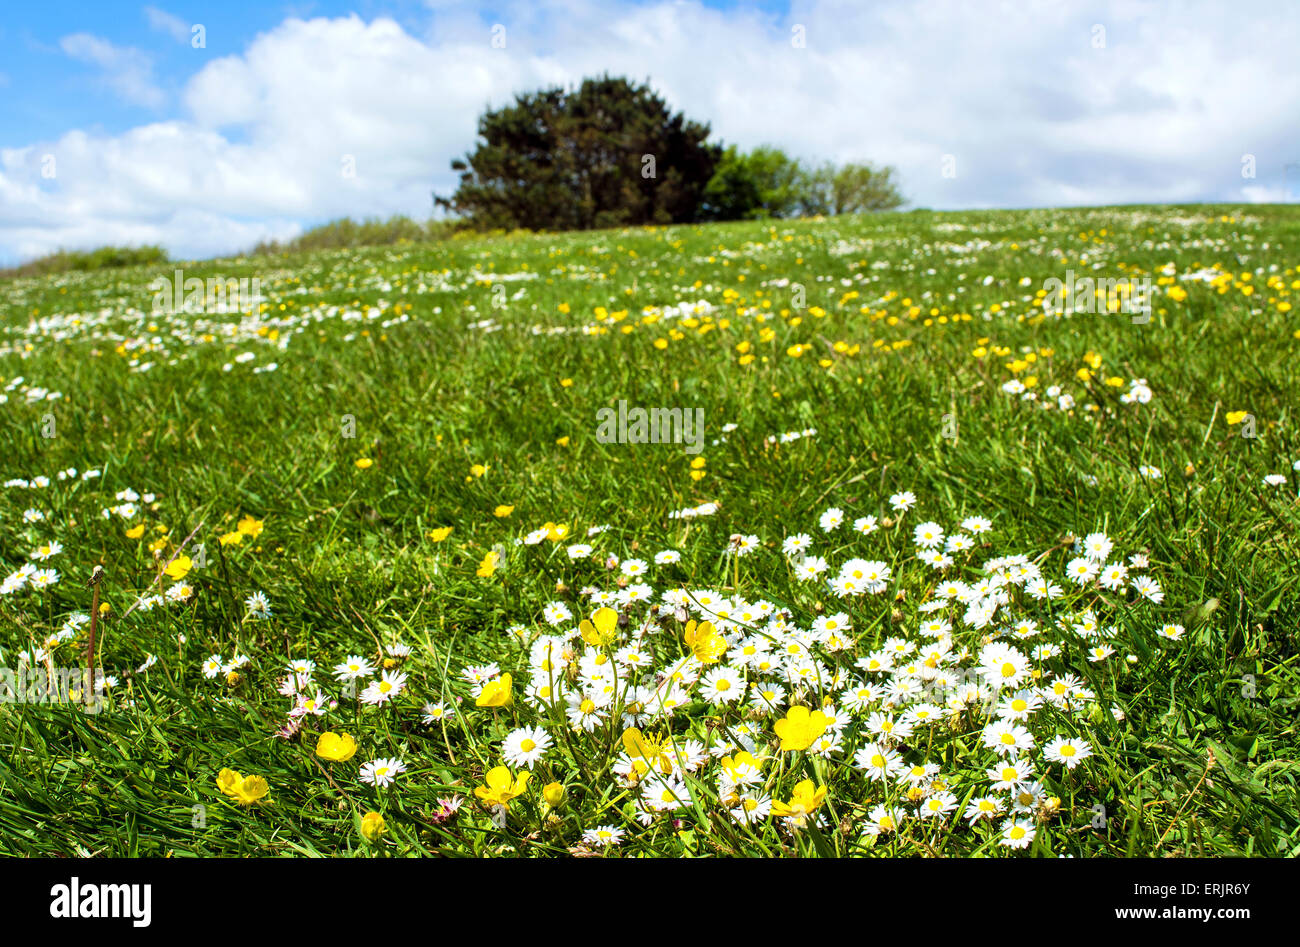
top-left (0, 204), bottom-right (1297, 857)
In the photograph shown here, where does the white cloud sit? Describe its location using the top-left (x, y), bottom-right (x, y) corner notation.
top-left (59, 33), bottom-right (166, 108)
top-left (5, 0), bottom-right (1298, 263)
top-left (144, 6), bottom-right (193, 45)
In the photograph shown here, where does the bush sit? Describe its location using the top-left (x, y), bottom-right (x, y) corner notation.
top-left (0, 245), bottom-right (168, 279)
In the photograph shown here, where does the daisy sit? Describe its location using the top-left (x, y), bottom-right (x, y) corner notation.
top-left (782, 533), bottom-right (813, 558)
top-left (334, 655), bottom-right (376, 681)
top-left (729, 794), bottom-right (773, 825)
top-left (1000, 818), bottom-right (1036, 849)
top-left (863, 804), bottom-right (905, 836)
top-left (982, 720), bottom-right (1036, 755)
top-left (1044, 735), bottom-right (1093, 769)
top-left (654, 550), bottom-right (681, 564)
top-left (1098, 563), bottom-right (1128, 590)
top-left (995, 690), bottom-right (1043, 722)
top-left (502, 726), bottom-right (553, 768)
top-left (360, 757), bottom-right (407, 787)
top-left (360, 670), bottom-right (408, 705)
top-left (918, 791), bottom-right (958, 820)
top-left (794, 556), bottom-right (829, 580)
top-left (30, 541), bottom-right (62, 561)
top-left (245, 591), bottom-right (272, 619)
top-left (987, 758), bottom-right (1035, 791)
top-left (964, 796), bottom-right (1005, 824)
top-left (700, 665), bottom-right (746, 705)
top-left (565, 692), bottom-right (607, 731)
top-left (1131, 575), bottom-right (1164, 603)
top-left (889, 491), bottom-right (917, 512)
top-left (542, 601), bottom-right (573, 625)
top-left (818, 507), bottom-right (844, 531)
top-left (1081, 532), bottom-right (1113, 562)
top-left (855, 742), bottom-right (901, 781)
top-left (583, 825), bottom-right (625, 846)
top-left (1065, 557), bottom-right (1100, 585)
top-left (912, 521), bottom-right (944, 548)
top-left (945, 533), bottom-right (975, 553)
top-left (421, 701), bottom-right (450, 724)
top-left (1087, 644), bottom-right (1116, 663)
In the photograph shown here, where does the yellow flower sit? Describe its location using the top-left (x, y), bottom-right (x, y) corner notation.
top-left (470, 464), bottom-right (488, 478)
top-left (360, 811), bottom-right (387, 842)
top-left (216, 768), bottom-right (241, 797)
top-left (217, 768), bottom-right (269, 806)
top-left (476, 673), bottom-right (512, 707)
top-left (219, 531), bottom-right (243, 546)
top-left (542, 782), bottom-right (566, 807)
top-left (719, 751), bottom-right (763, 784)
top-left (555, 436), bottom-right (570, 446)
top-left (493, 505), bottom-right (515, 517)
top-left (622, 728), bottom-right (673, 776)
top-left (476, 549), bottom-right (499, 577)
top-left (579, 607), bottom-right (619, 646)
top-left (125, 524), bottom-right (145, 539)
top-left (236, 515), bottom-right (264, 538)
top-left (233, 775), bottom-right (270, 806)
top-left (559, 377), bottom-right (574, 388)
top-left (772, 779), bottom-right (827, 822)
top-left (542, 521), bottom-right (568, 541)
top-left (163, 555), bottom-right (192, 580)
top-left (474, 765), bottom-right (530, 809)
top-left (315, 731), bottom-right (358, 762)
top-left (1167, 286), bottom-right (1188, 302)
top-left (428, 526), bottom-right (453, 542)
top-left (683, 619), bottom-right (727, 664)
top-left (1226, 410), bottom-right (1248, 425)
top-left (774, 706), bottom-right (830, 752)
top-left (355, 457), bottom-right (374, 469)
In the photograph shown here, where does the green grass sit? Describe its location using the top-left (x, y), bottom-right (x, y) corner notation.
top-left (1, 204), bottom-right (1297, 857)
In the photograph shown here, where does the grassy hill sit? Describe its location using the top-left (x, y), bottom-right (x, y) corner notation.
top-left (1, 204), bottom-right (1297, 856)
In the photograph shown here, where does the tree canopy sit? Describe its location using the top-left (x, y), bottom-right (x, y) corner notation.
top-left (438, 76), bottom-right (719, 230)
top-left (438, 76), bottom-right (905, 231)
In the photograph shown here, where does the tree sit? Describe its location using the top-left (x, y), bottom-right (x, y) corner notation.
top-left (701, 148), bottom-right (905, 221)
top-left (438, 76), bottom-right (720, 230)
top-left (701, 146), bottom-right (807, 220)
top-left (804, 161), bottom-right (905, 215)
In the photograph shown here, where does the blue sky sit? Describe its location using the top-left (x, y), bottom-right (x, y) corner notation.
top-left (2, 0), bottom-right (1297, 264)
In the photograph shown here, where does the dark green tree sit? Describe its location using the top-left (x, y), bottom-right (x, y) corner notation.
top-left (438, 76), bottom-right (720, 230)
